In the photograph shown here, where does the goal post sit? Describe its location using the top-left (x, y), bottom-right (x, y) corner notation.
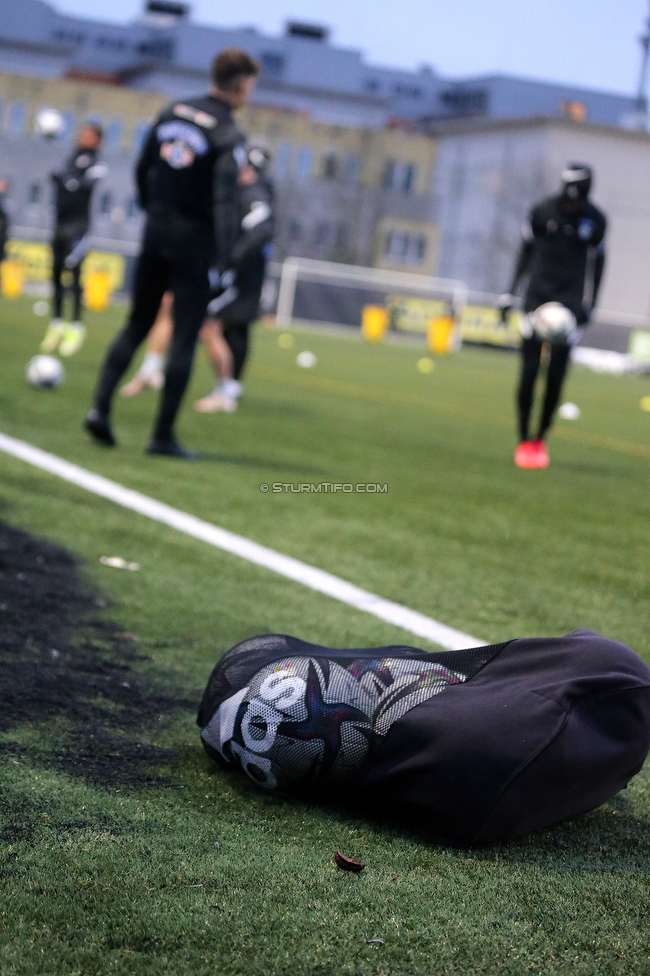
top-left (275, 256), bottom-right (469, 331)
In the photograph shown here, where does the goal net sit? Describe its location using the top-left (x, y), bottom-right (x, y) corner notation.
top-left (273, 257), bottom-right (467, 334)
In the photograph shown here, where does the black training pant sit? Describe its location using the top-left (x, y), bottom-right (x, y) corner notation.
top-left (222, 321), bottom-right (250, 380)
top-left (52, 233), bottom-right (83, 321)
top-left (94, 214), bottom-right (212, 443)
top-left (517, 335), bottom-right (571, 442)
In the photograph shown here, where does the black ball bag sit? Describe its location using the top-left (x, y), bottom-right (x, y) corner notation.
top-left (197, 629), bottom-right (650, 846)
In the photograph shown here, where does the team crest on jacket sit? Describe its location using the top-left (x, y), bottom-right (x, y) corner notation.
top-left (157, 120), bottom-right (209, 169)
top-left (201, 655), bottom-right (464, 790)
top-left (160, 140), bottom-right (196, 169)
top-left (577, 218), bottom-right (595, 241)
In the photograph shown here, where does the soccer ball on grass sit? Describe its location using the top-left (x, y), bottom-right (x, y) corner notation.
top-left (26, 355), bottom-right (64, 389)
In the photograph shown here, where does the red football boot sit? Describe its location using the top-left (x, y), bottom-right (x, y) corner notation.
top-left (514, 441), bottom-right (538, 468)
top-left (530, 439), bottom-right (550, 468)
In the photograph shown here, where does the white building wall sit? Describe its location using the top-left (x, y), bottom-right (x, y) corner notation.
top-left (433, 121), bottom-right (650, 326)
top-left (433, 127), bottom-right (553, 294)
top-left (545, 126), bottom-right (650, 326)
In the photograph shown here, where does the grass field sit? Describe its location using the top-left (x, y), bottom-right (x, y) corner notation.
top-left (1, 294), bottom-right (649, 975)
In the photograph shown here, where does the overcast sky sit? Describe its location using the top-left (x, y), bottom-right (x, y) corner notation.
top-left (54, 0), bottom-right (647, 97)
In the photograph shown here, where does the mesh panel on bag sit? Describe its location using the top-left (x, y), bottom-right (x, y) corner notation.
top-left (198, 635), bottom-right (510, 792)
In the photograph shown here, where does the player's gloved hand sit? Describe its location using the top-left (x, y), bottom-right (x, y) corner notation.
top-left (567, 326), bottom-right (585, 347)
top-left (496, 293), bottom-right (515, 323)
top-left (220, 268), bottom-right (236, 290)
top-left (577, 303), bottom-right (592, 325)
top-left (85, 163), bottom-right (108, 182)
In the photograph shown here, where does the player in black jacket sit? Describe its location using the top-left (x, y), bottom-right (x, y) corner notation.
top-left (195, 140), bottom-right (275, 412)
top-left (86, 49), bottom-right (259, 458)
top-left (0, 179), bottom-right (9, 262)
top-left (501, 164), bottom-right (606, 468)
top-left (41, 124), bottom-right (106, 357)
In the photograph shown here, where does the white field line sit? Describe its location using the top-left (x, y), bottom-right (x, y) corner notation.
top-left (0, 432), bottom-right (483, 650)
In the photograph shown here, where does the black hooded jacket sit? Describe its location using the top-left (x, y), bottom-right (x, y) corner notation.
top-left (512, 194), bottom-right (607, 324)
top-left (221, 172), bottom-right (275, 323)
top-left (135, 94), bottom-right (245, 271)
top-left (51, 147), bottom-right (103, 237)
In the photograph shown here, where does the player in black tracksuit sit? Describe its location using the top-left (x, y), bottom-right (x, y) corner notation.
top-left (42, 124), bottom-right (105, 357)
top-left (86, 49), bottom-right (259, 457)
top-left (195, 141), bottom-right (274, 412)
top-left (0, 179), bottom-right (8, 262)
top-left (503, 164), bottom-right (606, 467)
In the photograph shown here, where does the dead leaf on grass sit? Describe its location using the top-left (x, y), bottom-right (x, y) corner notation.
top-left (334, 849), bottom-right (365, 872)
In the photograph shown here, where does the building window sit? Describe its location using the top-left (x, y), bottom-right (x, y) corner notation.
top-left (132, 122), bottom-right (150, 153)
top-left (53, 28), bottom-right (85, 45)
top-left (27, 183), bottom-right (41, 204)
top-left (296, 146), bottom-right (313, 180)
top-left (321, 152), bottom-right (338, 180)
top-left (383, 160), bottom-right (396, 190)
top-left (439, 87), bottom-right (488, 117)
top-left (99, 191), bottom-right (112, 215)
top-left (261, 51), bottom-right (285, 78)
top-left (95, 35), bottom-right (126, 51)
top-left (105, 118), bottom-right (123, 149)
top-left (8, 103), bottom-right (26, 134)
top-left (383, 160), bottom-right (417, 194)
top-left (335, 222), bottom-right (349, 249)
top-left (313, 221), bottom-right (330, 246)
top-left (384, 231), bottom-right (427, 265)
top-left (60, 111), bottom-right (74, 141)
top-left (288, 218), bottom-right (302, 241)
top-left (393, 83), bottom-right (423, 98)
top-left (136, 38), bottom-right (174, 59)
top-left (274, 143), bottom-right (292, 177)
top-left (365, 78), bottom-right (380, 93)
top-left (343, 153), bottom-right (360, 185)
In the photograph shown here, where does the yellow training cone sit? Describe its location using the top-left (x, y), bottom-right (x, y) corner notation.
top-left (361, 305), bottom-right (388, 342)
top-left (0, 258), bottom-right (26, 298)
top-left (427, 315), bottom-right (455, 354)
top-left (84, 268), bottom-right (112, 311)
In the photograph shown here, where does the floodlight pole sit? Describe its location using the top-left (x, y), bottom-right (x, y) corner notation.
top-left (636, 0), bottom-right (650, 112)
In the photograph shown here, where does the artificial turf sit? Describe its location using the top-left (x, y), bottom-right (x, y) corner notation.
top-left (0, 294), bottom-right (649, 975)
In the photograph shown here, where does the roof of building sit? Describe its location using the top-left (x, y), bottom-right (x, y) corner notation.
top-left (0, 0), bottom-right (640, 130)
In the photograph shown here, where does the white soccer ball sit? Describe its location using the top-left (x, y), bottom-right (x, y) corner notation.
top-left (26, 355), bottom-right (64, 388)
top-left (296, 351), bottom-right (317, 368)
top-left (530, 302), bottom-right (576, 341)
top-left (559, 402), bottom-right (581, 420)
top-left (34, 107), bottom-right (64, 139)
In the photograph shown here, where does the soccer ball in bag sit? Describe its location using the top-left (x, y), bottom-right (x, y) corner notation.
top-left (529, 302), bottom-right (576, 341)
top-left (34, 108), bottom-right (64, 139)
top-left (26, 355), bottom-right (64, 388)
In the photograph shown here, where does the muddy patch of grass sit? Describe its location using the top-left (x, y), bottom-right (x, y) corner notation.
top-left (0, 520), bottom-right (191, 786)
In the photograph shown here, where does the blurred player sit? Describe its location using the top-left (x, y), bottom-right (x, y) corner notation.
top-left (500, 164), bottom-right (606, 469)
top-left (0, 179), bottom-right (9, 262)
top-left (120, 291), bottom-right (172, 396)
top-left (41, 123), bottom-right (106, 357)
top-left (85, 49), bottom-right (259, 458)
top-left (195, 139), bottom-right (275, 412)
